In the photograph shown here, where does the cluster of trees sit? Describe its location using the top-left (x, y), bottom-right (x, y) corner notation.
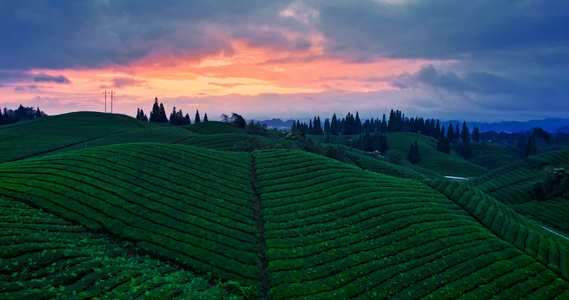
top-left (409, 140), bottom-right (420, 164)
top-left (0, 105), bottom-right (47, 125)
top-left (532, 167), bottom-right (569, 201)
top-left (290, 109), bottom-right (484, 159)
top-left (221, 113), bottom-right (246, 129)
top-left (136, 98), bottom-right (207, 125)
top-left (345, 132), bottom-right (389, 153)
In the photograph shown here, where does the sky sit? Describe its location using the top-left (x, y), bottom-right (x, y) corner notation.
top-left (1, 0), bottom-right (568, 122)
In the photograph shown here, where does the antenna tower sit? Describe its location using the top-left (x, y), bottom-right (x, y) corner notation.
top-left (110, 91), bottom-right (115, 113)
top-left (102, 90), bottom-right (107, 113)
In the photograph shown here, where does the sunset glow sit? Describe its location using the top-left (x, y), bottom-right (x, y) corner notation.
top-left (2, 1), bottom-right (568, 121)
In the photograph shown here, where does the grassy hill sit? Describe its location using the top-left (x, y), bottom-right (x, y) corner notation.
top-left (468, 150), bottom-right (569, 236)
top-left (1, 112), bottom-right (569, 299)
top-left (312, 132), bottom-right (489, 177)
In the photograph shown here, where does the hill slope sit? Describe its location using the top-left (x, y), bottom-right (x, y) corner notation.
top-left (469, 150), bottom-right (569, 236)
top-left (1, 144), bottom-right (568, 298)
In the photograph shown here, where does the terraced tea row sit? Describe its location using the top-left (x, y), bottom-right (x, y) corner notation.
top-left (469, 150), bottom-right (569, 205)
top-left (254, 150), bottom-right (569, 299)
top-left (0, 112), bottom-right (155, 163)
top-left (427, 179), bottom-right (569, 281)
top-left (509, 198), bottom-right (569, 236)
top-left (0, 143), bottom-right (260, 286)
top-left (178, 134), bottom-right (256, 150)
top-left (0, 198), bottom-right (244, 299)
top-left (346, 151), bottom-right (441, 180)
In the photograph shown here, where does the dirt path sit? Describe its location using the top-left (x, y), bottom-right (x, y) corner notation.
top-left (250, 153), bottom-right (269, 299)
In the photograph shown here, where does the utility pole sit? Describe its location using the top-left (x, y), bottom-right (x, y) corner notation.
top-left (102, 90), bottom-right (107, 113)
top-left (110, 91), bottom-right (115, 113)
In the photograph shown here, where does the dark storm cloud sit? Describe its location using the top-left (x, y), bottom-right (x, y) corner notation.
top-left (392, 65), bottom-right (523, 96)
top-left (0, 1), bottom-right (293, 71)
top-left (34, 73), bottom-right (70, 84)
top-left (314, 0), bottom-right (569, 61)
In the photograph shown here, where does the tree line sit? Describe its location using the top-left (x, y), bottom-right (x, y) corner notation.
top-left (136, 98), bottom-right (208, 125)
top-left (290, 109), bottom-right (482, 159)
top-left (0, 105), bottom-right (47, 125)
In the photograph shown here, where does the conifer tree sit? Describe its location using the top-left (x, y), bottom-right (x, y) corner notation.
top-left (203, 113), bottom-right (208, 122)
top-left (324, 118), bottom-right (330, 134)
top-left (195, 110), bottom-right (201, 123)
top-left (355, 111), bottom-right (362, 134)
top-left (159, 103), bottom-right (167, 123)
top-left (472, 126), bottom-right (480, 143)
top-left (409, 140), bottom-right (420, 164)
top-left (525, 135), bottom-right (538, 156)
top-left (149, 98), bottom-right (160, 122)
top-left (461, 121), bottom-right (470, 143)
top-left (330, 113), bottom-right (339, 136)
top-left (455, 123), bottom-right (460, 141)
top-left (169, 107), bottom-right (178, 125)
top-left (184, 113), bottom-right (191, 125)
top-left (447, 124), bottom-right (455, 142)
top-left (381, 114), bottom-right (388, 132)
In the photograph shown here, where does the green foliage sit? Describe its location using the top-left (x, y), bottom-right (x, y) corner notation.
top-left (437, 136), bottom-right (451, 154)
top-left (231, 113), bottom-right (246, 129)
top-left (2, 112), bottom-right (569, 299)
top-left (531, 167), bottom-right (569, 201)
top-left (149, 98), bottom-right (168, 123)
top-left (408, 140), bottom-right (420, 164)
top-left (0, 198), bottom-right (246, 299)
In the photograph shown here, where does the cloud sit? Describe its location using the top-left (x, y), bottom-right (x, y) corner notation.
top-left (101, 77), bottom-right (146, 89)
top-left (208, 82), bottom-right (246, 88)
top-left (34, 73), bottom-right (71, 84)
top-left (390, 65), bottom-right (523, 95)
top-left (14, 85), bottom-right (39, 91)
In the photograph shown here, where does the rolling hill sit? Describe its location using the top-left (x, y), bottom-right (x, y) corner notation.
top-left (1, 112), bottom-right (569, 299)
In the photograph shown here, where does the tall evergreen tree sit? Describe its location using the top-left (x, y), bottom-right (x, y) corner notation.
top-left (447, 124), bottom-right (455, 142)
top-left (195, 110), bottom-right (201, 123)
top-left (455, 123), bottom-right (460, 140)
top-left (149, 98), bottom-right (160, 122)
top-left (472, 126), bottom-right (480, 143)
top-left (525, 135), bottom-right (538, 156)
top-left (409, 140), bottom-right (420, 164)
top-left (461, 121), bottom-right (470, 142)
top-left (159, 103), bottom-right (167, 123)
top-left (330, 113), bottom-right (339, 135)
top-left (324, 118), bottom-right (330, 134)
top-left (203, 113), bottom-right (208, 121)
top-left (169, 107), bottom-right (178, 125)
top-left (355, 111), bottom-right (362, 134)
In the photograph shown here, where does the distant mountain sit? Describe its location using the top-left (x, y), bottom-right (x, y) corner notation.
top-left (253, 118), bottom-right (295, 130)
top-left (443, 118), bottom-right (569, 133)
top-left (252, 117), bottom-right (569, 134)
top-left (556, 126), bottom-right (569, 134)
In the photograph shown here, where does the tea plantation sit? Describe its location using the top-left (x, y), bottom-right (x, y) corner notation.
top-left (1, 112), bottom-right (569, 299)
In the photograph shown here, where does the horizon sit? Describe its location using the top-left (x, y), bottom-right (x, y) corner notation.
top-left (1, 1), bottom-right (568, 123)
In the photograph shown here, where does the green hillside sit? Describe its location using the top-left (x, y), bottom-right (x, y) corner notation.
top-left (313, 132), bottom-right (489, 177)
top-left (0, 198), bottom-right (244, 299)
top-left (385, 132), bottom-right (488, 177)
top-left (469, 150), bottom-right (569, 236)
top-left (1, 112), bottom-right (569, 299)
top-left (1, 143), bottom-right (569, 298)
top-left (0, 112), bottom-right (155, 162)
